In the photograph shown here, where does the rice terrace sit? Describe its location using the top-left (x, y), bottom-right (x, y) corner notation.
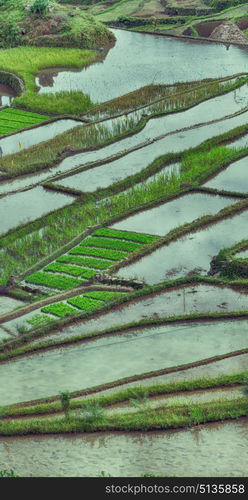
top-left (0, 0), bottom-right (248, 480)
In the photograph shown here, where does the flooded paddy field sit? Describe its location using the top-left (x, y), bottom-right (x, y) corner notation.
top-left (1, 22), bottom-right (248, 477)
top-left (0, 319), bottom-right (247, 406)
top-left (0, 186), bottom-right (75, 236)
top-left (0, 296), bottom-right (25, 316)
top-left (56, 110), bottom-right (248, 192)
top-left (24, 283), bottom-right (248, 345)
top-left (0, 419), bottom-right (247, 477)
top-left (111, 193), bottom-right (238, 236)
top-left (0, 118), bottom-right (80, 157)
top-left (107, 386), bottom-right (243, 415)
top-left (36, 29), bottom-right (248, 102)
top-left (116, 209), bottom-right (248, 283)
top-left (204, 156), bottom-right (248, 192)
top-left (74, 353), bottom-right (248, 397)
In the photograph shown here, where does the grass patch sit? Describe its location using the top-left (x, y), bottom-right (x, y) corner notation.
top-left (25, 271), bottom-right (84, 290)
top-left (0, 46), bottom-right (97, 114)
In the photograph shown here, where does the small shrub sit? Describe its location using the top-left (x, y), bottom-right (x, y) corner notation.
top-left (30, 0), bottom-right (50, 15)
top-left (60, 391), bottom-right (70, 420)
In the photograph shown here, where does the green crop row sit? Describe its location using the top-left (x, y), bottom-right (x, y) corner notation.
top-left (83, 237), bottom-right (142, 252)
top-left (70, 245), bottom-right (127, 260)
top-left (2, 108), bottom-right (49, 120)
top-left (40, 290), bottom-right (126, 318)
top-left (84, 291), bottom-right (126, 301)
top-left (0, 108), bottom-right (49, 135)
top-left (68, 296), bottom-right (104, 311)
top-left (57, 254), bottom-right (112, 270)
top-left (44, 262), bottom-right (97, 279)
top-left (41, 302), bottom-right (78, 318)
top-left (93, 227), bottom-right (158, 243)
top-left (26, 271), bottom-right (84, 290)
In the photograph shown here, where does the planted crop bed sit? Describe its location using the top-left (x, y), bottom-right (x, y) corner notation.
top-left (67, 296), bottom-right (105, 311)
top-left (40, 290), bottom-right (126, 318)
top-left (25, 272), bottom-right (85, 291)
top-left (57, 255), bottom-right (112, 270)
top-left (41, 303), bottom-right (78, 318)
top-left (24, 228), bottom-right (157, 294)
top-left (69, 246), bottom-right (127, 260)
top-left (0, 108), bottom-right (49, 135)
top-left (44, 262), bottom-right (97, 280)
top-left (83, 236), bottom-right (143, 252)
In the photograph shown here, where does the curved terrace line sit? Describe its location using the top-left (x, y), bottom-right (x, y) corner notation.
top-left (4, 347), bottom-right (248, 409)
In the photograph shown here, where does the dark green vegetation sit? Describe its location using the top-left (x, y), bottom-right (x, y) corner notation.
top-left (0, 0), bottom-right (114, 49)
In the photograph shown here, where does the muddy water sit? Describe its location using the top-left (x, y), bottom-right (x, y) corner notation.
top-left (204, 156), bottom-right (248, 192)
top-left (0, 319), bottom-right (247, 405)
top-left (0, 296), bottom-right (25, 316)
top-left (30, 283), bottom-right (248, 345)
top-left (0, 119), bottom-right (81, 157)
top-left (116, 208), bottom-right (248, 283)
top-left (0, 419), bottom-right (247, 477)
top-left (0, 186), bottom-right (75, 236)
top-left (0, 83), bottom-right (16, 107)
top-left (111, 193), bottom-right (237, 236)
top-left (36, 29), bottom-right (248, 102)
top-left (56, 110), bottom-right (248, 191)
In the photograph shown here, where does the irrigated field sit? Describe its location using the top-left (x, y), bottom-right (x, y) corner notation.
top-left (0, 1), bottom-right (248, 479)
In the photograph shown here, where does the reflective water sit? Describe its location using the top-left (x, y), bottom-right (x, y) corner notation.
top-left (33, 284), bottom-right (248, 344)
top-left (0, 119), bottom-right (80, 157)
top-left (116, 208), bottom-right (248, 283)
top-left (56, 110), bottom-right (248, 192)
top-left (77, 353), bottom-right (248, 397)
top-left (0, 319), bottom-right (247, 405)
top-left (0, 186), bottom-right (75, 236)
top-left (36, 29), bottom-right (248, 102)
top-left (111, 193), bottom-right (237, 236)
top-left (0, 419), bottom-right (247, 476)
top-left (204, 156), bottom-right (248, 192)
